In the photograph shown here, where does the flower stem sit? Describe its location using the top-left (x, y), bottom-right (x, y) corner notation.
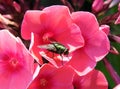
top-left (103, 58), bottom-right (120, 85)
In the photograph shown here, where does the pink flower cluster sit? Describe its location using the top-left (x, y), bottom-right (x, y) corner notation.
top-left (0, 5), bottom-right (110, 89)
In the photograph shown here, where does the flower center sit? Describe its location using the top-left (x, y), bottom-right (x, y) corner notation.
top-left (40, 78), bottom-right (48, 87)
top-left (43, 32), bottom-right (54, 42)
top-left (9, 58), bottom-right (18, 68)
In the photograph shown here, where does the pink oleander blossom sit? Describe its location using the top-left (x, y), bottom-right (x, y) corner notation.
top-left (21, 5), bottom-right (110, 75)
top-left (0, 30), bottom-right (34, 89)
top-left (73, 69), bottom-right (108, 89)
top-left (28, 64), bottom-right (74, 89)
top-left (66, 11), bottom-right (110, 75)
top-left (21, 5), bottom-right (84, 64)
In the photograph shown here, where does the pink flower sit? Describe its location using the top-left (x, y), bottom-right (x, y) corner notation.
top-left (21, 5), bottom-right (84, 64)
top-left (92, 0), bottom-right (104, 13)
top-left (28, 64), bottom-right (74, 89)
top-left (21, 5), bottom-right (110, 75)
top-left (0, 30), bottom-right (34, 89)
top-left (73, 69), bottom-right (108, 89)
top-left (66, 11), bottom-right (110, 75)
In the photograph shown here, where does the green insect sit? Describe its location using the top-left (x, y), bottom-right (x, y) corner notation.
top-left (38, 42), bottom-right (69, 56)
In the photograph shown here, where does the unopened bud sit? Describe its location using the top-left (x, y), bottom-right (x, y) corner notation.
top-left (99, 25), bottom-right (110, 35)
top-left (0, 14), bottom-right (18, 27)
top-left (13, 1), bottom-right (21, 13)
top-left (104, 0), bottom-right (112, 4)
top-left (104, 0), bottom-right (112, 9)
top-left (110, 46), bottom-right (119, 55)
top-left (109, 34), bottom-right (120, 43)
top-left (92, 0), bottom-right (104, 13)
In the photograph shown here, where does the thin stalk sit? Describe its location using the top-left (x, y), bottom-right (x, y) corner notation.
top-left (103, 58), bottom-right (120, 85)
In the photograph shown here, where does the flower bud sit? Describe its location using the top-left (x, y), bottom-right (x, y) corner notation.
top-left (110, 46), bottom-right (119, 55)
top-left (92, 0), bottom-right (104, 13)
top-left (13, 1), bottom-right (21, 13)
top-left (109, 34), bottom-right (120, 43)
top-left (99, 25), bottom-right (110, 35)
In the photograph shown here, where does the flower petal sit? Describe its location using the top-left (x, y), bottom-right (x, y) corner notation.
top-left (51, 65), bottom-right (74, 89)
top-left (0, 29), bottom-right (17, 54)
top-left (21, 10), bottom-right (45, 40)
top-left (29, 33), bottom-right (43, 64)
top-left (72, 11), bottom-right (99, 39)
top-left (113, 84), bottom-right (120, 89)
top-left (73, 69), bottom-right (108, 89)
top-left (67, 49), bottom-right (96, 76)
top-left (84, 30), bottom-right (110, 61)
top-left (0, 30), bottom-right (34, 89)
top-left (72, 12), bottom-right (110, 61)
top-left (28, 64), bottom-right (74, 89)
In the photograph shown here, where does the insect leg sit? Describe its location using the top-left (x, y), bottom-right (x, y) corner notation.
top-left (60, 54), bottom-right (64, 65)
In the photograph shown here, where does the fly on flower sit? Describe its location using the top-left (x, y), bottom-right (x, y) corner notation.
top-left (38, 42), bottom-right (69, 64)
top-left (38, 42), bottom-right (69, 56)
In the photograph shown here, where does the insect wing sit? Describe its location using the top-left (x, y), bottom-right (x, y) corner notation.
top-left (38, 44), bottom-right (57, 51)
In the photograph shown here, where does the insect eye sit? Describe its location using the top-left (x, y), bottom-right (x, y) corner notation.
top-left (64, 49), bottom-right (69, 55)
